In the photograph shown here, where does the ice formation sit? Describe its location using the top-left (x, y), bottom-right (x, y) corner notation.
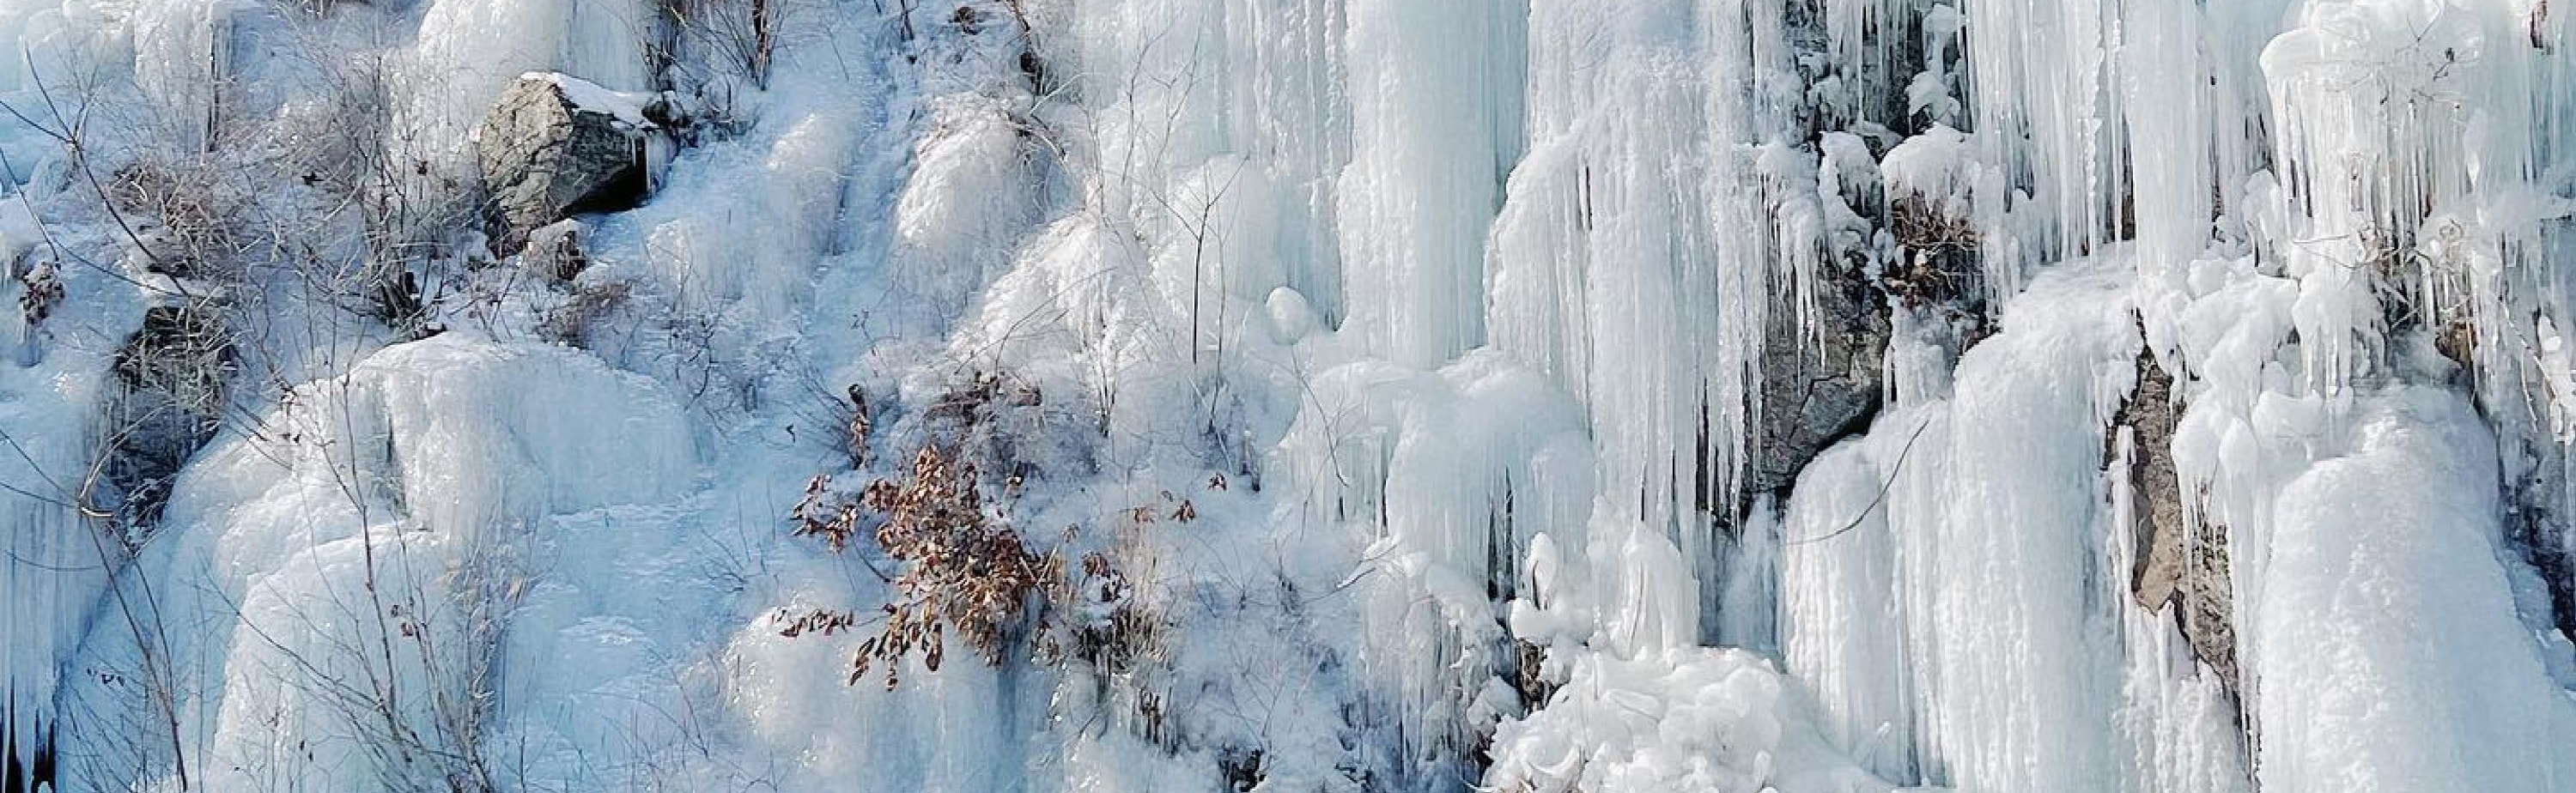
top-left (2, 1), bottom-right (2572, 792)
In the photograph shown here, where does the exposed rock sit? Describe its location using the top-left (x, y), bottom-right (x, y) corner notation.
top-left (2505, 439), bottom-right (2576, 640)
top-left (2123, 351), bottom-right (2187, 608)
top-left (1216, 746), bottom-right (1266, 793)
top-left (368, 268), bottom-right (437, 340)
top-left (2115, 345), bottom-right (2239, 693)
top-left (2179, 512), bottom-right (2239, 692)
top-left (1507, 638), bottom-right (1555, 711)
top-left (102, 300), bottom-right (233, 536)
top-left (520, 219), bottom-right (592, 281)
top-left (477, 74), bottom-right (663, 256)
top-left (8, 253), bottom-right (60, 366)
top-left (2458, 320), bottom-right (2576, 640)
top-left (1747, 253), bottom-right (1891, 499)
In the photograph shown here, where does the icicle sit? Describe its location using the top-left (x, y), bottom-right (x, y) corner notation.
top-left (1336, 0), bottom-right (1525, 368)
top-left (1779, 438), bottom-right (1921, 783)
top-left (1959, 0), bottom-right (2123, 300)
top-left (1486, 0), bottom-right (1778, 647)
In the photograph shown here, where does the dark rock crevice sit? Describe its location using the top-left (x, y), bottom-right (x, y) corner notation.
top-left (2111, 341), bottom-right (2240, 696)
top-left (2, 690), bottom-right (53, 793)
top-left (100, 301), bottom-right (234, 537)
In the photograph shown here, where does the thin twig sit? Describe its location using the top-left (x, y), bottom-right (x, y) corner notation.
top-left (1786, 416), bottom-right (1934, 546)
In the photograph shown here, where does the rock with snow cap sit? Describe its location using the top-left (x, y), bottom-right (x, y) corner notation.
top-left (476, 72), bottom-right (665, 256)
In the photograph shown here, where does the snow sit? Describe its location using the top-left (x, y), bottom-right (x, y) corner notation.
top-left (534, 71), bottom-right (653, 129)
top-left (1877, 124), bottom-right (1976, 214)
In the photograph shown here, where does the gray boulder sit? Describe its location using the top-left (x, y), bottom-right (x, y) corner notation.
top-left (477, 73), bottom-right (662, 256)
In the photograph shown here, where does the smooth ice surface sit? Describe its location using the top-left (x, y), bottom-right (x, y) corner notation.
top-left (2248, 389), bottom-right (2576, 793)
top-left (1777, 259), bottom-right (2145, 791)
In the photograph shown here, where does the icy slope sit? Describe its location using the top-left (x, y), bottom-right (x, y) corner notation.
top-left (1, 1), bottom-right (2572, 792)
top-left (53, 336), bottom-right (697, 790)
top-left (2247, 387), bottom-right (2576, 792)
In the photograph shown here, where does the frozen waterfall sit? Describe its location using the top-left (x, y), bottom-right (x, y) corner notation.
top-left (3, 0), bottom-right (2573, 791)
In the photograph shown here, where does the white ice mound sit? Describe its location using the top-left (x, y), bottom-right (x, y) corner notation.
top-left (176, 335), bottom-right (696, 548)
top-left (64, 336), bottom-right (705, 793)
top-left (344, 335), bottom-right (696, 536)
top-left (1486, 647), bottom-right (1899, 793)
top-left (2250, 388), bottom-right (2576, 793)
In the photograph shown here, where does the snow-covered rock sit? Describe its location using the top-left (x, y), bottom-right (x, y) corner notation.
top-left (477, 73), bottom-right (665, 255)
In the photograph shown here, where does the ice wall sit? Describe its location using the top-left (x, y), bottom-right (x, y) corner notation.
top-left (1777, 262), bottom-right (2145, 790)
top-left (1021, 0), bottom-right (2576, 789)
top-left (1486, 0), bottom-right (1777, 614)
top-left (1776, 2), bottom-right (2576, 792)
top-left (403, 0), bottom-right (657, 173)
top-left (0, 306), bottom-right (100, 793)
top-left (1334, 0), bottom-right (1524, 368)
top-left (2248, 389), bottom-right (2576, 792)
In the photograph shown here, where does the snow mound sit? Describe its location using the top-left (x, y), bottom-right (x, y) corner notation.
top-left (892, 94), bottom-right (1037, 312)
top-left (1877, 124), bottom-right (1978, 210)
top-left (1486, 647), bottom-right (1900, 793)
top-left (281, 335), bottom-right (696, 542)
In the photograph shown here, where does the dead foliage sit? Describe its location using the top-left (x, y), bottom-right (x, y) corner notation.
top-left (15, 259), bottom-right (62, 327)
top-left (106, 158), bottom-right (244, 278)
top-left (1888, 195), bottom-right (1978, 256)
top-left (773, 456), bottom-right (1170, 690)
top-left (779, 368), bottom-right (1154, 689)
top-left (775, 608), bottom-right (861, 639)
top-left (787, 445), bottom-right (1066, 689)
top-left (1884, 195), bottom-right (1982, 307)
top-left (847, 446), bottom-right (1062, 687)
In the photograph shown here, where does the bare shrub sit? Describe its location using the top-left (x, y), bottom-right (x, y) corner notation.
top-left (16, 258), bottom-right (64, 327)
top-left (921, 371), bottom-right (1059, 485)
top-left (787, 445), bottom-right (1063, 688)
top-left (1884, 195), bottom-right (1982, 306)
top-left (105, 157), bottom-right (246, 279)
top-left (1060, 544), bottom-right (1154, 673)
top-left (1888, 195), bottom-right (1978, 257)
top-left (786, 444), bottom-right (1163, 689)
top-left (659, 0), bottom-right (779, 90)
